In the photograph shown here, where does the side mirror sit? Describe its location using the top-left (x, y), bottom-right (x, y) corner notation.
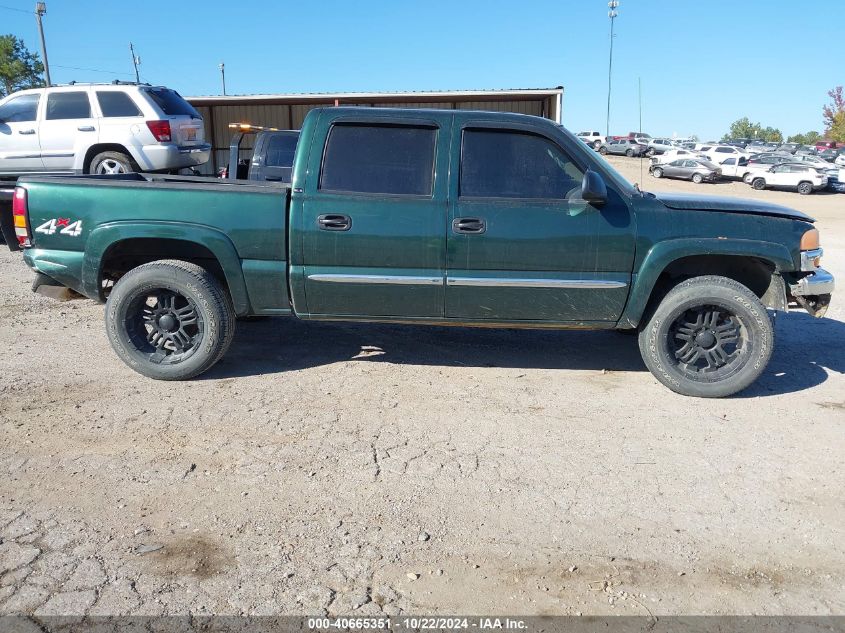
top-left (581, 170), bottom-right (607, 205)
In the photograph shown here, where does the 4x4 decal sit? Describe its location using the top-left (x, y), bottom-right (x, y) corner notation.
top-left (34, 218), bottom-right (83, 237)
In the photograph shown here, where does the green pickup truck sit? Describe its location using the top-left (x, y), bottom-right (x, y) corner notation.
top-left (7, 107), bottom-right (834, 397)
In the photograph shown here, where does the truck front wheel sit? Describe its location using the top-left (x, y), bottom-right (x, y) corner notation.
top-left (105, 260), bottom-right (235, 380)
top-left (637, 276), bottom-right (773, 398)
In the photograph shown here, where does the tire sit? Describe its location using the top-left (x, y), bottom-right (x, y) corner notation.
top-left (637, 276), bottom-right (773, 398)
top-left (743, 173), bottom-right (754, 184)
top-left (691, 173), bottom-right (704, 184)
top-left (599, 146), bottom-right (608, 155)
top-left (797, 181), bottom-right (813, 195)
top-left (652, 167), bottom-right (664, 179)
top-left (105, 260), bottom-right (236, 380)
top-left (646, 148), bottom-right (655, 157)
top-left (751, 177), bottom-right (766, 190)
top-left (626, 149), bottom-right (634, 157)
top-left (89, 150), bottom-right (138, 175)
top-left (593, 140), bottom-right (602, 150)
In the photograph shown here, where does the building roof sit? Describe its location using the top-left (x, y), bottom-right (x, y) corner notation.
top-left (186, 87), bottom-right (563, 106)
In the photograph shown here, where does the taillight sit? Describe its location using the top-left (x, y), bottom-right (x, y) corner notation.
top-left (146, 120), bottom-right (172, 142)
top-left (12, 187), bottom-right (30, 247)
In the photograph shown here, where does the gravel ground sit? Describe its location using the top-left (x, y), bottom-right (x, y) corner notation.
top-left (0, 157), bottom-right (843, 617)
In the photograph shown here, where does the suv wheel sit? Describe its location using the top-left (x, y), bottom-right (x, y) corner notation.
top-left (89, 151), bottom-right (137, 175)
top-left (797, 181), bottom-right (813, 195)
top-left (599, 146), bottom-right (608, 155)
top-left (638, 276), bottom-right (773, 398)
top-left (626, 149), bottom-right (634, 157)
top-left (751, 177), bottom-right (766, 190)
top-left (691, 173), bottom-right (704, 184)
top-left (105, 260), bottom-right (236, 380)
top-left (652, 167), bottom-right (663, 178)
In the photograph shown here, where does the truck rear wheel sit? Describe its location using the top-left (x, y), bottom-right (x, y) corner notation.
top-left (637, 276), bottom-right (773, 398)
top-left (105, 260), bottom-right (235, 380)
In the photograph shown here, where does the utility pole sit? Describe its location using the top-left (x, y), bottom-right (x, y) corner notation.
top-left (219, 62), bottom-right (226, 96)
top-left (605, 0), bottom-right (619, 138)
top-left (129, 42), bottom-right (141, 83)
top-left (35, 2), bottom-right (51, 87)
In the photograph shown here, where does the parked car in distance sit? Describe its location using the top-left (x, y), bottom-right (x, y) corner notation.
top-left (697, 144), bottom-right (749, 164)
top-left (836, 153), bottom-right (845, 167)
top-left (746, 141), bottom-right (768, 154)
top-left (748, 163), bottom-right (828, 194)
top-left (815, 140), bottom-right (838, 151)
top-left (650, 158), bottom-right (721, 183)
top-left (651, 148), bottom-right (709, 164)
top-left (791, 153), bottom-right (839, 174)
top-left (642, 138), bottom-right (676, 156)
top-left (576, 130), bottom-right (606, 149)
top-left (818, 149), bottom-right (838, 162)
top-left (794, 145), bottom-right (817, 156)
top-left (775, 143), bottom-right (800, 154)
top-left (599, 138), bottom-right (648, 157)
top-left (714, 156), bottom-right (751, 180)
top-left (0, 82), bottom-right (210, 178)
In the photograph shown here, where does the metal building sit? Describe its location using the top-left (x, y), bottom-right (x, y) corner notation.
top-left (186, 87), bottom-right (564, 174)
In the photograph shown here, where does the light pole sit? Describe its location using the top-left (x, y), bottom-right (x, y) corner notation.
top-left (129, 42), bottom-right (141, 83)
top-left (605, 0), bottom-right (619, 138)
top-left (35, 2), bottom-right (51, 87)
top-left (219, 62), bottom-right (226, 96)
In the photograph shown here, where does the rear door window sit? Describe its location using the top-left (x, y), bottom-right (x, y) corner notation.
top-left (319, 123), bottom-right (436, 196)
top-left (0, 93), bottom-right (40, 122)
top-left (96, 91), bottom-right (142, 117)
top-left (45, 92), bottom-right (91, 120)
top-left (460, 128), bottom-right (584, 199)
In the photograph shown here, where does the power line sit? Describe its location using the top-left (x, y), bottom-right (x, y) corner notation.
top-left (0, 4), bottom-right (31, 13)
top-left (53, 64), bottom-right (135, 77)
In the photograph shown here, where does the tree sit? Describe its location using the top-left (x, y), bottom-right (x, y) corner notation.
top-left (760, 126), bottom-right (783, 143)
top-left (787, 131), bottom-right (822, 145)
top-left (0, 35), bottom-right (45, 98)
top-left (722, 117), bottom-right (782, 142)
top-left (823, 86), bottom-right (845, 142)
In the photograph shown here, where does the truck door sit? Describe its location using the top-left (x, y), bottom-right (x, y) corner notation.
top-left (445, 121), bottom-right (635, 323)
top-left (39, 90), bottom-right (97, 172)
top-left (296, 114), bottom-right (450, 318)
top-left (0, 92), bottom-right (43, 174)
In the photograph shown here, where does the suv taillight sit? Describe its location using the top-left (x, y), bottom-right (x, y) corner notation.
top-left (146, 120), bottom-right (172, 142)
top-left (12, 187), bottom-right (30, 247)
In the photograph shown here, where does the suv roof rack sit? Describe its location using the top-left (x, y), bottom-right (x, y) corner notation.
top-left (57, 81), bottom-right (153, 87)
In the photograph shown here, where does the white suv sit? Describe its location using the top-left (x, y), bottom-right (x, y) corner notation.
top-left (0, 82), bottom-right (210, 177)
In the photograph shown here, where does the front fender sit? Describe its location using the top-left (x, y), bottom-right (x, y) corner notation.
top-left (82, 220), bottom-right (250, 314)
top-left (619, 237), bottom-right (794, 328)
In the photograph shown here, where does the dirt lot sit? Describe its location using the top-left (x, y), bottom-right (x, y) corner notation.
top-left (0, 156), bottom-right (843, 618)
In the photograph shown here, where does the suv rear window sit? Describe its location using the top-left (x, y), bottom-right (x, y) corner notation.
top-left (319, 124), bottom-right (436, 196)
top-left (96, 91), bottom-right (142, 117)
top-left (144, 88), bottom-right (200, 118)
top-left (45, 92), bottom-right (91, 120)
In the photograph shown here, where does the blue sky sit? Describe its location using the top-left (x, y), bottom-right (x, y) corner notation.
top-left (0, 0), bottom-right (837, 140)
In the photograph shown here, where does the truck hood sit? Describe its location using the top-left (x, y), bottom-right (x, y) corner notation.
top-left (650, 192), bottom-right (814, 222)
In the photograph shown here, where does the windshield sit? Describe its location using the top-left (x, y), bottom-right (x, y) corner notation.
top-left (144, 88), bottom-right (200, 118)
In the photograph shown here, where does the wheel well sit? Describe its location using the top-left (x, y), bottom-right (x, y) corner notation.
top-left (99, 238), bottom-right (227, 300)
top-left (642, 255), bottom-right (779, 323)
top-left (82, 144), bottom-right (135, 174)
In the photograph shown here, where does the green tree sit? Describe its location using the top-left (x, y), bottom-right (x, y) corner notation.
top-left (787, 131), bottom-right (822, 145)
top-left (723, 117), bottom-right (783, 142)
top-left (760, 126), bottom-right (783, 143)
top-left (823, 87), bottom-right (845, 142)
top-left (0, 35), bottom-right (44, 98)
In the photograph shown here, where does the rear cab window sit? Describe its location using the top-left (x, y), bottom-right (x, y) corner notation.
top-left (45, 91), bottom-right (91, 120)
top-left (143, 88), bottom-right (200, 118)
top-left (96, 91), bottom-right (142, 117)
top-left (265, 134), bottom-right (298, 168)
top-left (319, 124), bottom-right (436, 196)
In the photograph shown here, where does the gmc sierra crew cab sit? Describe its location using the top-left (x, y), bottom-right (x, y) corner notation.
top-left (7, 107), bottom-right (835, 397)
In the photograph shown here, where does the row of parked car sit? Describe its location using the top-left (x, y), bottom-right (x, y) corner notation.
top-left (576, 131), bottom-right (845, 195)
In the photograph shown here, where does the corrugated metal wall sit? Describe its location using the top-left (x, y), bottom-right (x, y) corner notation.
top-left (194, 97), bottom-right (553, 175)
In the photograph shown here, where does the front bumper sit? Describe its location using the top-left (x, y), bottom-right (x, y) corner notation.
top-left (788, 268), bottom-right (834, 318)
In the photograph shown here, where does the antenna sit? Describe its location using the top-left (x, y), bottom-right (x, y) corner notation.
top-left (129, 42), bottom-right (141, 83)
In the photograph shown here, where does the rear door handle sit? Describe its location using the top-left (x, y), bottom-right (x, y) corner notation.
top-left (452, 217), bottom-right (486, 234)
top-left (77, 126), bottom-right (96, 132)
top-left (317, 214), bottom-right (352, 231)
top-left (18, 129), bottom-right (35, 135)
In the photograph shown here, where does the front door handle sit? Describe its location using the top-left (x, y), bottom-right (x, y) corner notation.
top-left (77, 126), bottom-right (96, 132)
top-left (317, 214), bottom-right (352, 231)
top-left (452, 217), bottom-right (486, 234)
top-left (18, 129), bottom-right (35, 135)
